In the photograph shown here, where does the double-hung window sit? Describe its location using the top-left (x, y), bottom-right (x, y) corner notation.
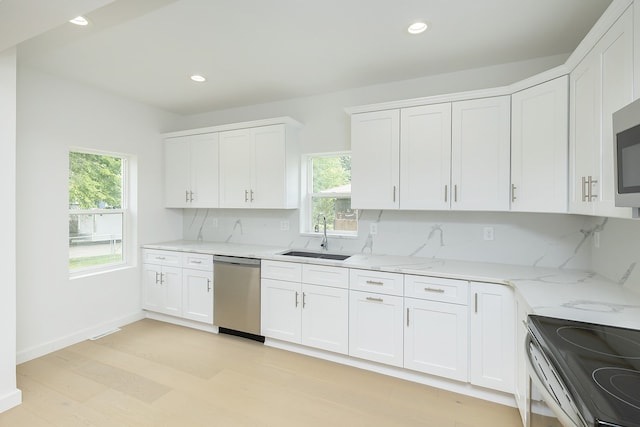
top-left (68, 150), bottom-right (128, 274)
top-left (305, 153), bottom-right (358, 235)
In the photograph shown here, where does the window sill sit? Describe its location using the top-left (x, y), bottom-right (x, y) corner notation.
top-left (300, 232), bottom-right (359, 240)
top-left (69, 263), bottom-right (134, 280)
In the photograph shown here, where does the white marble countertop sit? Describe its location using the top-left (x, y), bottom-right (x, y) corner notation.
top-left (143, 240), bottom-right (640, 330)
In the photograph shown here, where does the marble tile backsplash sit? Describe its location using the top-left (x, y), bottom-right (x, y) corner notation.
top-left (183, 209), bottom-right (599, 270)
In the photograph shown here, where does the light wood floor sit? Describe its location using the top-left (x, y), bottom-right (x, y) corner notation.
top-left (0, 319), bottom-right (522, 426)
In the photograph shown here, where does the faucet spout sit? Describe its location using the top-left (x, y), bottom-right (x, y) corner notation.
top-left (320, 215), bottom-right (328, 251)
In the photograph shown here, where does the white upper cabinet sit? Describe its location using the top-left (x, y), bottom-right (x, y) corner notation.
top-left (351, 110), bottom-right (400, 209)
top-left (400, 104), bottom-right (452, 210)
top-left (351, 98), bottom-right (509, 212)
top-left (451, 96), bottom-right (511, 211)
top-left (164, 133), bottom-right (219, 208)
top-left (511, 76), bottom-right (569, 213)
top-left (570, 6), bottom-right (634, 218)
top-left (219, 124), bottom-right (299, 209)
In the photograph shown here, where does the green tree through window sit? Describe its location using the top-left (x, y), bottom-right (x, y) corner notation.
top-left (69, 150), bottom-right (127, 272)
top-left (309, 154), bottom-right (357, 233)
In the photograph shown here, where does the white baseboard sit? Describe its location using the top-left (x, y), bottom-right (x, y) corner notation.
top-left (144, 311), bottom-right (218, 334)
top-left (0, 388), bottom-right (22, 413)
top-left (16, 311), bottom-right (145, 364)
top-left (265, 338), bottom-right (517, 408)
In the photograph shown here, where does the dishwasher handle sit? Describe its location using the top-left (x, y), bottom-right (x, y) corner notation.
top-left (213, 255), bottom-right (260, 266)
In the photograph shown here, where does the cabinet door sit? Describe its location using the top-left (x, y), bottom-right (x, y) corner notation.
top-left (451, 96), bottom-right (511, 211)
top-left (252, 124), bottom-right (287, 208)
top-left (162, 266), bottom-right (183, 317)
top-left (260, 278), bottom-right (301, 343)
top-left (301, 284), bottom-right (349, 354)
top-left (219, 129), bottom-right (253, 208)
top-left (142, 263), bottom-right (164, 312)
top-left (349, 290), bottom-right (404, 367)
top-left (164, 139), bottom-right (190, 208)
top-left (182, 268), bottom-right (213, 324)
top-left (404, 298), bottom-right (468, 382)
top-left (569, 51), bottom-right (599, 215)
top-left (596, 7), bottom-right (633, 218)
top-left (400, 104), bottom-right (452, 210)
top-left (351, 110), bottom-right (400, 209)
top-left (511, 76), bottom-right (569, 213)
top-left (469, 282), bottom-right (515, 393)
top-left (189, 134), bottom-right (219, 208)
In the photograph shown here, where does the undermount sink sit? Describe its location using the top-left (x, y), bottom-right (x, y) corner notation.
top-left (280, 250), bottom-right (351, 261)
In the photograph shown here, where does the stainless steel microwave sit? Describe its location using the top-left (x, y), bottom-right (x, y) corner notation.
top-left (613, 97), bottom-right (640, 215)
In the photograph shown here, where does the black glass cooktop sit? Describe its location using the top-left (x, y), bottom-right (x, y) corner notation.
top-left (528, 315), bottom-right (640, 427)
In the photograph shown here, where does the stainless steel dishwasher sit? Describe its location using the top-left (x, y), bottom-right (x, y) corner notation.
top-left (213, 255), bottom-right (262, 340)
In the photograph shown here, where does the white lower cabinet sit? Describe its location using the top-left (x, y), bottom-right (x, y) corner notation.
top-left (261, 261), bottom-right (349, 354)
top-left (349, 290), bottom-right (404, 367)
top-left (469, 282), bottom-right (515, 393)
top-left (404, 275), bottom-right (469, 382)
top-left (182, 268), bottom-right (213, 324)
top-left (142, 249), bottom-right (213, 324)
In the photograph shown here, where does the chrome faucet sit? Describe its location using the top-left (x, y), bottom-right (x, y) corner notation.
top-left (320, 214), bottom-right (328, 251)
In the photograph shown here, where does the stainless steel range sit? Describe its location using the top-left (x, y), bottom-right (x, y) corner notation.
top-left (527, 315), bottom-right (640, 427)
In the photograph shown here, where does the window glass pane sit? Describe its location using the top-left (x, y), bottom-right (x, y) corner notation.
top-left (69, 152), bottom-right (122, 209)
top-left (69, 213), bottom-right (123, 270)
top-left (311, 197), bottom-right (358, 232)
top-left (312, 156), bottom-right (351, 193)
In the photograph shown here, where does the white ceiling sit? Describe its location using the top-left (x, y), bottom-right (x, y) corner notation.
top-left (13, 0), bottom-right (613, 115)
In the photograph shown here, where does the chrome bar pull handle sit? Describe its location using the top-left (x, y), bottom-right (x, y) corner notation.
top-left (302, 292), bottom-right (306, 308)
top-left (366, 280), bottom-right (384, 286)
top-left (250, 189), bottom-right (254, 202)
top-left (393, 186), bottom-right (396, 202)
top-left (186, 190), bottom-right (190, 203)
top-left (189, 191), bottom-right (194, 202)
top-left (444, 185), bottom-right (448, 203)
top-left (244, 190), bottom-right (249, 202)
top-left (366, 297), bottom-right (383, 303)
top-left (589, 176), bottom-right (598, 201)
top-left (207, 278), bottom-right (212, 292)
top-left (295, 291), bottom-right (299, 307)
top-left (454, 184), bottom-right (458, 202)
top-left (511, 184), bottom-right (517, 202)
top-left (581, 176), bottom-right (588, 202)
top-left (474, 293), bottom-right (478, 313)
top-left (424, 287), bottom-right (445, 293)
top-left (155, 272), bottom-right (159, 284)
top-left (406, 308), bottom-right (410, 327)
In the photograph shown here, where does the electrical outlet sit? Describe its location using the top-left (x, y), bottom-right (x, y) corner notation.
top-left (280, 220), bottom-right (290, 232)
top-left (483, 227), bottom-right (494, 241)
top-left (370, 223), bottom-right (378, 235)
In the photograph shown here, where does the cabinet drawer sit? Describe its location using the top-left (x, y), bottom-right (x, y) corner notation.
top-left (349, 269), bottom-right (404, 296)
top-left (405, 275), bottom-right (468, 305)
top-left (261, 260), bottom-right (302, 282)
top-left (182, 252), bottom-right (213, 271)
top-left (142, 249), bottom-right (182, 267)
top-left (302, 264), bottom-right (349, 289)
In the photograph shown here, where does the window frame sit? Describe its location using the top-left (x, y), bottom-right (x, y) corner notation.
top-left (302, 152), bottom-right (357, 237)
top-left (68, 148), bottom-right (131, 277)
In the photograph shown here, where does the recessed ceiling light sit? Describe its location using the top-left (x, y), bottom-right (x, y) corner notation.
top-left (190, 75), bottom-right (207, 83)
top-left (408, 22), bottom-right (428, 35)
top-left (69, 16), bottom-right (89, 26)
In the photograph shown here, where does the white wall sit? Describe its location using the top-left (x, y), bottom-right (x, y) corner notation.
top-left (173, 54), bottom-right (568, 154)
top-left (15, 66), bottom-right (182, 362)
top-left (0, 48), bottom-right (21, 412)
